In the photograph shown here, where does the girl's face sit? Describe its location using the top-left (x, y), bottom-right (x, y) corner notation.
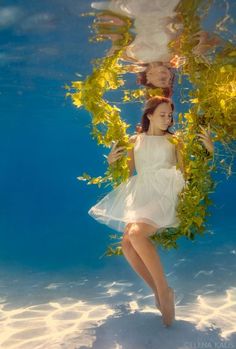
top-left (146, 65), bottom-right (172, 88)
top-left (148, 103), bottom-right (173, 131)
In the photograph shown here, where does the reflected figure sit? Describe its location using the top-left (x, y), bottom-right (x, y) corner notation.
top-left (92, 1), bottom-right (221, 91)
top-left (93, 11), bottom-right (177, 94)
top-left (92, 0), bottom-right (182, 64)
top-left (91, 0), bottom-right (181, 98)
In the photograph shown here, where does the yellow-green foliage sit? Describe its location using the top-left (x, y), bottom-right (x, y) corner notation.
top-left (66, 2), bottom-right (235, 258)
top-left (123, 87), bottom-right (166, 102)
top-left (66, 12), bottom-right (133, 188)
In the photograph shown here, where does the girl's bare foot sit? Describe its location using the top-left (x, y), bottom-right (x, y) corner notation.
top-left (160, 287), bottom-right (175, 327)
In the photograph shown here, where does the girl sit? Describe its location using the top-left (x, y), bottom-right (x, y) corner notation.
top-left (88, 96), bottom-right (214, 327)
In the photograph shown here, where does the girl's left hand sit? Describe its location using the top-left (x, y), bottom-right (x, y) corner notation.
top-left (197, 125), bottom-right (214, 154)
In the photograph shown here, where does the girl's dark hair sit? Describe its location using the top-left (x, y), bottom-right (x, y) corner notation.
top-left (136, 96), bottom-right (174, 134)
top-left (136, 63), bottom-right (175, 98)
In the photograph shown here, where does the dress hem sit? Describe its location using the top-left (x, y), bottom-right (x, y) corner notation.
top-left (88, 208), bottom-right (180, 233)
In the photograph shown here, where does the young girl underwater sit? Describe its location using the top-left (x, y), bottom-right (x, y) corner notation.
top-left (88, 96), bottom-right (214, 327)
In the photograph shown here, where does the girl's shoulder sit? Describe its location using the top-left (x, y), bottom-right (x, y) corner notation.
top-left (167, 131), bottom-right (184, 148)
top-left (173, 130), bottom-right (184, 142)
top-left (170, 130), bottom-right (184, 148)
top-left (166, 132), bottom-right (175, 139)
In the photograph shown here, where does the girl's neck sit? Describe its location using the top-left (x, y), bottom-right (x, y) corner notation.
top-left (145, 130), bottom-right (167, 136)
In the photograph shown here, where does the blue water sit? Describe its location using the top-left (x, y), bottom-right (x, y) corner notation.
top-left (0, 1), bottom-right (235, 348)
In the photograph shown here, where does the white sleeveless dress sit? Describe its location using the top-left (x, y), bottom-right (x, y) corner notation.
top-left (88, 133), bottom-right (185, 233)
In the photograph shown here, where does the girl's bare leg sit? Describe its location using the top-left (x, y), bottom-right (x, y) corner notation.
top-left (126, 223), bottom-right (171, 314)
top-left (121, 231), bottom-right (160, 308)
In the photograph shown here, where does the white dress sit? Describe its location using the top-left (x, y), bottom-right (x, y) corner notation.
top-left (88, 133), bottom-right (185, 233)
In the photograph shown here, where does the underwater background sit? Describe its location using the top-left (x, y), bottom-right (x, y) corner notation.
top-left (0, 0), bottom-right (235, 348)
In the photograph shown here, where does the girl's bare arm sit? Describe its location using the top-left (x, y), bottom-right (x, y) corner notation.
top-left (107, 135), bottom-right (137, 177)
top-left (107, 141), bottom-right (126, 165)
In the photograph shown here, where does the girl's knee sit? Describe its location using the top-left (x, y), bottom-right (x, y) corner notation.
top-left (127, 224), bottom-right (142, 240)
top-left (126, 222), bottom-right (157, 239)
top-left (124, 223), bottom-right (131, 233)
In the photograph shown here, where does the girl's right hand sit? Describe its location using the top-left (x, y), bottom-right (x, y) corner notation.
top-left (107, 141), bottom-right (126, 165)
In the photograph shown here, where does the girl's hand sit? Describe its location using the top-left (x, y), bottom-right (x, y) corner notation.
top-left (197, 125), bottom-right (214, 154)
top-left (107, 141), bottom-right (126, 165)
